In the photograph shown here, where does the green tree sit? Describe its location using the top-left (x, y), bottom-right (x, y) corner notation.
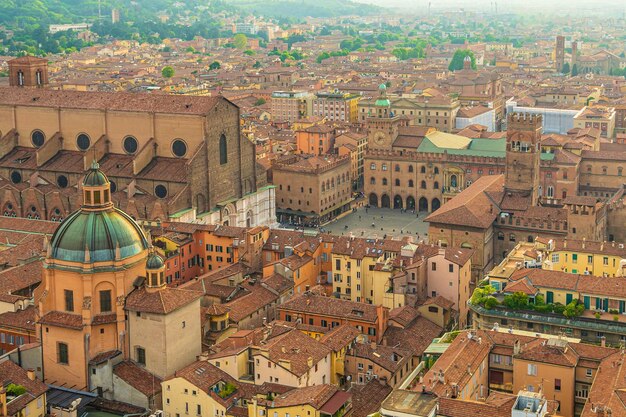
top-left (470, 285), bottom-right (495, 306)
top-left (562, 62), bottom-right (570, 74)
top-left (254, 98), bottom-right (266, 106)
top-left (563, 300), bottom-right (584, 318)
top-left (233, 33), bottom-right (248, 50)
top-left (572, 64), bottom-right (579, 76)
top-left (448, 49), bottom-right (476, 71)
top-left (503, 292), bottom-right (529, 309)
top-left (253, 61), bottom-right (262, 69)
top-left (209, 61), bottom-right (221, 70)
top-left (244, 49), bottom-right (254, 56)
top-left (161, 66), bottom-right (175, 79)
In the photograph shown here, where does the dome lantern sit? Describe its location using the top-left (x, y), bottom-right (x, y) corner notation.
top-left (82, 160), bottom-right (112, 210)
top-left (145, 251), bottom-right (166, 290)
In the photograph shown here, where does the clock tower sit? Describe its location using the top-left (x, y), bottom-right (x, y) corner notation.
top-left (367, 83), bottom-right (402, 151)
top-left (505, 113), bottom-right (543, 205)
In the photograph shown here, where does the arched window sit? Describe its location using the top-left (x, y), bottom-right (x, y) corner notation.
top-left (408, 180), bottom-right (414, 188)
top-left (382, 178), bottom-right (388, 186)
top-left (395, 179), bottom-right (400, 186)
top-left (547, 186), bottom-right (554, 198)
top-left (36, 70), bottom-right (42, 86)
top-left (434, 167), bottom-right (439, 174)
top-left (434, 181), bottom-right (439, 189)
top-left (408, 165), bottom-right (414, 173)
top-left (509, 234), bottom-right (516, 242)
top-left (497, 232), bottom-right (504, 240)
top-left (602, 166), bottom-right (608, 175)
top-left (420, 166), bottom-right (426, 174)
top-left (420, 180), bottom-right (426, 189)
top-left (619, 167), bottom-right (623, 177)
top-left (219, 134), bottom-right (228, 165)
top-left (395, 164), bottom-right (400, 172)
top-left (450, 175), bottom-right (457, 188)
top-left (17, 70), bottom-right (24, 86)
top-left (370, 177), bottom-right (376, 185)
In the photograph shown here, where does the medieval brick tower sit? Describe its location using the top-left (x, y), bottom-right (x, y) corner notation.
top-left (505, 113), bottom-right (543, 205)
top-left (555, 35), bottom-right (565, 72)
top-left (8, 56), bottom-right (49, 88)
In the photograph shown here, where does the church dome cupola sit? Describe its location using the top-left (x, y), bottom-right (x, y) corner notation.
top-left (82, 160), bottom-right (113, 210)
top-left (145, 251), bottom-right (166, 289)
top-left (47, 163), bottom-right (149, 268)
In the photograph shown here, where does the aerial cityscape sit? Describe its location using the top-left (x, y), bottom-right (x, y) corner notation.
top-left (0, 1), bottom-right (625, 417)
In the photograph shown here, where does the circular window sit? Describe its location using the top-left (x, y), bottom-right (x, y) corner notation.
top-left (10, 171), bottom-right (22, 184)
top-left (30, 206), bottom-right (36, 212)
top-left (31, 130), bottom-right (45, 148)
top-left (172, 139), bottom-right (187, 158)
top-left (154, 185), bottom-right (168, 199)
top-left (76, 133), bottom-right (90, 151)
top-left (123, 136), bottom-right (138, 154)
top-left (110, 180), bottom-right (117, 193)
top-left (54, 208), bottom-right (61, 215)
top-left (57, 175), bottom-right (68, 188)
top-left (7, 203), bottom-right (12, 210)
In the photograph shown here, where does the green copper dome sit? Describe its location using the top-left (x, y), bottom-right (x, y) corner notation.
top-left (83, 161), bottom-right (109, 187)
top-left (375, 98), bottom-right (391, 107)
top-left (146, 252), bottom-right (165, 269)
top-left (379, 83), bottom-right (387, 90)
top-left (49, 208), bottom-right (149, 264)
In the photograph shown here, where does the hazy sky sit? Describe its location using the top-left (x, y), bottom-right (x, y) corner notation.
top-left (356, 0), bottom-right (626, 15)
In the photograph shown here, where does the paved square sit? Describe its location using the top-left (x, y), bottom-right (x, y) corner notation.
top-left (322, 206), bottom-right (430, 241)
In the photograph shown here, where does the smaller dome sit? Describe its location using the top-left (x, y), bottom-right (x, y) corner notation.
top-left (83, 161), bottom-right (109, 187)
top-left (146, 252), bottom-right (165, 270)
top-left (379, 83), bottom-right (387, 90)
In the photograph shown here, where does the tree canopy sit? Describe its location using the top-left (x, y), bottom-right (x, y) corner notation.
top-left (161, 66), bottom-right (175, 78)
top-left (448, 49), bottom-right (476, 71)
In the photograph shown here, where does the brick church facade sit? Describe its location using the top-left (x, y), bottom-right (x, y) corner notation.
top-left (0, 56), bottom-right (276, 227)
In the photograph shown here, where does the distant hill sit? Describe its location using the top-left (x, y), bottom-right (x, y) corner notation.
top-left (0, 0), bottom-right (226, 26)
top-left (225, 0), bottom-right (382, 18)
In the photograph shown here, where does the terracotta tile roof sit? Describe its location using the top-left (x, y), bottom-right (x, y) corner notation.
top-left (383, 314), bottom-right (441, 359)
top-left (421, 296), bottom-right (455, 310)
top-left (261, 329), bottom-right (331, 377)
top-left (264, 384), bottom-right (339, 409)
top-left (262, 273), bottom-right (294, 295)
top-left (444, 247), bottom-right (474, 266)
top-left (581, 352), bottom-right (626, 417)
top-left (38, 311), bottom-right (83, 330)
top-left (509, 268), bottom-right (578, 291)
top-left (423, 331), bottom-right (492, 397)
top-left (502, 278), bottom-right (538, 295)
top-left (388, 305), bottom-right (420, 328)
top-left (89, 349), bottom-right (122, 365)
top-left (349, 380), bottom-right (393, 417)
top-left (425, 175), bottom-right (503, 229)
top-left (331, 236), bottom-right (405, 259)
top-left (0, 86), bottom-right (222, 115)
top-left (515, 339), bottom-right (579, 367)
top-left (0, 360), bottom-right (47, 416)
top-left (0, 305), bottom-right (36, 331)
top-left (319, 324), bottom-right (360, 351)
top-left (113, 361), bottom-right (162, 397)
top-left (0, 216), bottom-right (59, 235)
top-left (352, 341), bottom-right (412, 373)
top-left (125, 286), bottom-right (202, 314)
top-left (92, 313), bottom-right (117, 325)
top-left (438, 392), bottom-right (517, 417)
top-left (279, 293), bottom-right (381, 324)
top-left (224, 282), bottom-right (279, 323)
top-left (0, 262), bottom-right (42, 303)
top-left (168, 361), bottom-right (240, 407)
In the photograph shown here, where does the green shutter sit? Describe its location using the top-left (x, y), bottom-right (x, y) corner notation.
top-left (566, 294), bottom-right (573, 304)
top-left (620, 301), bottom-right (625, 314)
top-left (584, 296), bottom-right (590, 309)
top-left (546, 291), bottom-right (554, 304)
